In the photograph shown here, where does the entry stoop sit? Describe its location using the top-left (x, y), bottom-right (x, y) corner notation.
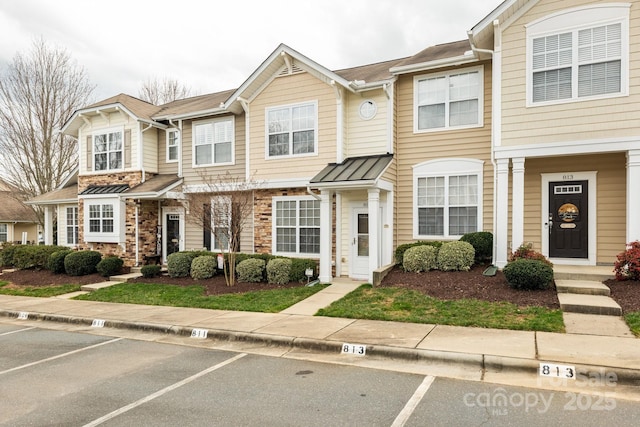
top-left (557, 293), bottom-right (622, 316)
top-left (555, 280), bottom-right (610, 296)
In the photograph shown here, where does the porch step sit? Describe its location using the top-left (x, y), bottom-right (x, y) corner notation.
top-left (555, 280), bottom-right (610, 296)
top-left (557, 293), bottom-right (622, 316)
top-left (553, 265), bottom-right (614, 282)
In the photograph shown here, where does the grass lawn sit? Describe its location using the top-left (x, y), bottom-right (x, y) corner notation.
top-left (316, 285), bottom-right (565, 332)
top-left (625, 312), bottom-right (640, 337)
top-left (74, 282), bottom-right (328, 313)
top-left (0, 281), bottom-right (81, 297)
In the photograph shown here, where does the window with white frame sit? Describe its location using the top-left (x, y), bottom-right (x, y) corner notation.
top-left (167, 130), bottom-right (179, 162)
top-left (66, 206), bottom-right (78, 245)
top-left (88, 204), bottom-right (114, 233)
top-left (267, 102), bottom-right (317, 157)
top-left (94, 129), bottom-right (123, 171)
top-left (273, 197), bottom-right (320, 255)
top-left (193, 117), bottom-right (233, 166)
top-left (414, 67), bottom-right (482, 132)
top-left (527, 5), bottom-right (629, 105)
top-left (413, 159), bottom-right (483, 239)
top-left (83, 197), bottom-right (121, 243)
top-left (0, 224), bottom-right (7, 242)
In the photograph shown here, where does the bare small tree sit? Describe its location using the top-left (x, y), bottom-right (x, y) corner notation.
top-left (182, 171), bottom-right (260, 287)
top-left (0, 37), bottom-right (95, 201)
top-left (138, 76), bottom-right (194, 105)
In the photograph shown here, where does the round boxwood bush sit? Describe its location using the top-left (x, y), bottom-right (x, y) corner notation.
top-left (403, 245), bottom-right (438, 273)
top-left (395, 241), bottom-right (443, 265)
top-left (289, 258), bottom-right (318, 282)
top-left (436, 241), bottom-right (475, 272)
top-left (141, 264), bottom-right (162, 278)
top-left (236, 258), bottom-right (266, 283)
top-left (96, 256), bottom-right (124, 277)
top-left (47, 249), bottom-right (73, 274)
top-left (503, 258), bottom-right (554, 290)
top-left (167, 252), bottom-right (198, 278)
top-left (190, 255), bottom-right (217, 280)
top-left (460, 231), bottom-right (493, 263)
top-left (64, 250), bottom-right (102, 276)
top-left (266, 258), bottom-right (292, 285)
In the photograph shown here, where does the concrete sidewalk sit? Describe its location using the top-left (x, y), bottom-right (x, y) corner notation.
top-left (1, 281), bottom-right (639, 399)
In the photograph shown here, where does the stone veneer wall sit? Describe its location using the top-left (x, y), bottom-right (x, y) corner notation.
top-left (77, 172), bottom-right (162, 267)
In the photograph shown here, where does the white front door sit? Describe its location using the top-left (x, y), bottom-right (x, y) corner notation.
top-left (350, 207), bottom-right (369, 279)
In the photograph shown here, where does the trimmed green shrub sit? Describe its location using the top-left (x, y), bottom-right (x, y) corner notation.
top-left (232, 252), bottom-right (275, 266)
top-left (403, 245), bottom-right (438, 273)
top-left (13, 245), bottom-right (67, 270)
top-left (141, 264), bottom-right (162, 278)
top-left (395, 241), bottom-right (443, 265)
top-left (509, 244), bottom-right (553, 267)
top-left (64, 251), bottom-right (102, 276)
top-left (0, 243), bottom-right (19, 267)
top-left (436, 241), bottom-right (475, 271)
top-left (289, 258), bottom-right (318, 282)
top-left (167, 252), bottom-right (198, 278)
top-left (266, 258), bottom-right (292, 285)
top-left (96, 256), bottom-right (124, 277)
top-left (236, 258), bottom-right (266, 283)
top-left (191, 255), bottom-right (217, 280)
top-left (503, 258), bottom-right (554, 290)
top-left (48, 249), bottom-right (73, 274)
top-left (460, 231), bottom-right (493, 263)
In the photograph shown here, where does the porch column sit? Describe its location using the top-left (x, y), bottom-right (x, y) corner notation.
top-left (495, 158), bottom-right (510, 267)
top-left (319, 190), bottom-right (333, 283)
top-left (511, 157), bottom-right (525, 251)
top-left (627, 150), bottom-right (640, 243)
top-left (368, 188), bottom-right (380, 283)
top-left (44, 206), bottom-right (54, 245)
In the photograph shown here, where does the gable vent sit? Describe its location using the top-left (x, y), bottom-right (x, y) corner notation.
top-left (277, 61), bottom-right (304, 76)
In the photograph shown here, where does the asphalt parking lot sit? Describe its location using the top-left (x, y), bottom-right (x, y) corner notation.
top-left (2, 322), bottom-right (640, 426)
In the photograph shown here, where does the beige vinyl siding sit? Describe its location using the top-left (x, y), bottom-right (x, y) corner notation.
top-left (395, 62), bottom-right (493, 246)
top-left (501, 0), bottom-right (640, 146)
top-left (345, 90), bottom-right (389, 157)
top-left (249, 72), bottom-right (337, 181)
top-left (143, 127), bottom-right (158, 174)
top-left (158, 129), bottom-right (179, 175)
top-left (78, 111), bottom-right (139, 174)
top-left (180, 113), bottom-right (246, 187)
top-left (521, 154), bottom-right (626, 263)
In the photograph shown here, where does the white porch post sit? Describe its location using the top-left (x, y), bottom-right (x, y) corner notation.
top-left (319, 190), bottom-right (333, 283)
top-left (511, 157), bottom-right (525, 251)
top-left (368, 188), bottom-right (380, 283)
top-left (495, 158), bottom-right (510, 267)
top-left (627, 150), bottom-right (640, 243)
top-left (44, 206), bottom-right (54, 245)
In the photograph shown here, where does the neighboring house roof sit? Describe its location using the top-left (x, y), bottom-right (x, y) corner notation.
top-left (153, 90), bottom-right (237, 121)
top-left (0, 180), bottom-right (38, 223)
top-left (334, 57), bottom-right (408, 84)
top-left (26, 185), bottom-right (78, 205)
top-left (83, 94), bottom-right (161, 121)
top-left (310, 154), bottom-right (394, 187)
top-left (389, 40), bottom-right (476, 74)
top-left (124, 174), bottom-right (183, 198)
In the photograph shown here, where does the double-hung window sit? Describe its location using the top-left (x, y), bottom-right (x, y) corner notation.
top-left (273, 197), bottom-right (320, 256)
top-left (193, 117), bottom-right (233, 166)
top-left (94, 130), bottom-right (123, 171)
top-left (528, 4), bottom-right (629, 105)
top-left (414, 67), bottom-right (483, 132)
top-left (210, 197), bottom-right (231, 251)
top-left (267, 102), bottom-right (317, 157)
top-left (167, 130), bottom-right (179, 162)
top-left (414, 159), bottom-right (483, 239)
top-left (0, 224), bottom-right (7, 242)
top-left (66, 206), bottom-right (78, 245)
top-left (89, 204), bottom-right (114, 233)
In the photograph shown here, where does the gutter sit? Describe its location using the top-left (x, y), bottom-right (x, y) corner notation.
top-left (389, 54), bottom-right (477, 75)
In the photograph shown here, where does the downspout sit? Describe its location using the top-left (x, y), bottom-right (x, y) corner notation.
top-left (330, 80), bottom-right (344, 163)
top-left (468, 19), bottom-right (500, 264)
top-left (169, 119), bottom-right (183, 178)
top-left (306, 186), bottom-right (321, 200)
top-left (139, 122), bottom-right (154, 183)
top-left (135, 200), bottom-right (140, 266)
top-left (236, 97), bottom-right (250, 181)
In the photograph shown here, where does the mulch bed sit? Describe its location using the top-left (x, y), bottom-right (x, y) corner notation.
top-left (3, 266), bottom-right (639, 313)
top-left (380, 265), bottom-right (561, 309)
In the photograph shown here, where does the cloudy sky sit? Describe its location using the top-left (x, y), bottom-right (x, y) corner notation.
top-left (0, 0), bottom-right (500, 101)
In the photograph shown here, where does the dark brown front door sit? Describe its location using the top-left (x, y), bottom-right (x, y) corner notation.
top-left (549, 180), bottom-right (588, 258)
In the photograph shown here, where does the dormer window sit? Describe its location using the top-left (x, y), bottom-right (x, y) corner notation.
top-left (94, 129), bottom-right (123, 171)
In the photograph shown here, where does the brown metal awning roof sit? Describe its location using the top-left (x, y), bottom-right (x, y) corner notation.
top-left (310, 154), bottom-right (393, 185)
top-left (79, 184), bottom-right (130, 195)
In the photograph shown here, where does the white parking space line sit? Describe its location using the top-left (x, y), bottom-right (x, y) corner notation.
top-left (0, 327), bottom-right (36, 336)
top-left (390, 375), bottom-right (435, 427)
top-left (0, 337), bottom-right (123, 376)
top-left (83, 352), bottom-right (248, 427)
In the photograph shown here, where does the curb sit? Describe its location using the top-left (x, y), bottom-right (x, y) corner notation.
top-left (2, 309), bottom-right (640, 388)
